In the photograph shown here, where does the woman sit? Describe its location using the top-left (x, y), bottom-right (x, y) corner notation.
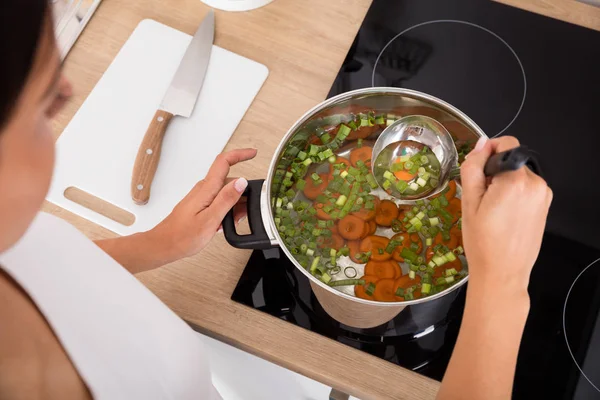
top-left (0, 2), bottom-right (251, 399)
top-left (0, 2), bottom-right (552, 400)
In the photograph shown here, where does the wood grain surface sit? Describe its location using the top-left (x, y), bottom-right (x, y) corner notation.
top-left (131, 109), bottom-right (174, 205)
top-left (495, 0), bottom-right (600, 31)
top-left (44, 0), bottom-right (596, 398)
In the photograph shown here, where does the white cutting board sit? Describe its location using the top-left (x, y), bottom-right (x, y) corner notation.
top-left (47, 19), bottom-right (269, 236)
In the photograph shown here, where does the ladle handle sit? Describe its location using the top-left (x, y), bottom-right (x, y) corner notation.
top-left (483, 145), bottom-right (542, 177)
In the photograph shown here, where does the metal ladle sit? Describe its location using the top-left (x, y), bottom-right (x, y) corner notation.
top-left (372, 115), bottom-right (542, 200)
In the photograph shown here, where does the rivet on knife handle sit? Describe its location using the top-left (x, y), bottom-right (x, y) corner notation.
top-left (131, 109), bottom-right (174, 205)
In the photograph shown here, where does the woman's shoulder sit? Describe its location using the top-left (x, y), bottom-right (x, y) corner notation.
top-left (0, 269), bottom-right (92, 400)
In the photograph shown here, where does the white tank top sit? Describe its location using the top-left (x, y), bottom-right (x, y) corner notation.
top-left (0, 213), bottom-right (220, 400)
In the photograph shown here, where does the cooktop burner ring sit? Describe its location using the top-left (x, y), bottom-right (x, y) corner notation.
top-left (371, 19), bottom-right (527, 138)
top-left (563, 257), bottom-right (600, 394)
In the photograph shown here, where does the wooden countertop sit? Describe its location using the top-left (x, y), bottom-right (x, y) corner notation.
top-left (46, 1), bottom-right (599, 399)
top-left (495, 0), bottom-right (600, 31)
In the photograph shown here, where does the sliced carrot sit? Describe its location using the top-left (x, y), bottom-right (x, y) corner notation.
top-left (392, 233), bottom-right (423, 262)
top-left (359, 235), bottom-right (391, 261)
top-left (355, 275), bottom-right (379, 299)
top-left (368, 220), bottom-right (377, 235)
top-left (444, 180), bottom-right (457, 201)
top-left (347, 240), bottom-right (364, 264)
top-left (308, 135), bottom-right (322, 146)
top-left (394, 275), bottom-right (422, 301)
top-left (320, 233), bottom-right (345, 250)
top-left (433, 231), bottom-right (459, 249)
top-left (338, 215), bottom-right (366, 240)
top-left (352, 197), bottom-right (380, 221)
top-left (365, 260), bottom-right (397, 279)
top-left (360, 220), bottom-right (371, 239)
top-left (433, 258), bottom-right (463, 278)
top-left (450, 224), bottom-right (463, 248)
top-left (446, 197), bottom-right (462, 224)
top-left (375, 200), bottom-right (399, 227)
top-left (315, 201), bottom-right (335, 220)
top-left (373, 278), bottom-right (397, 302)
top-left (328, 157), bottom-right (351, 179)
top-left (303, 173), bottom-right (329, 200)
top-left (349, 146), bottom-right (373, 168)
top-left (394, 169), bottom-right (417, 181)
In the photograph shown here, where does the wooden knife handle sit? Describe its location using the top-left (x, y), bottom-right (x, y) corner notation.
top-left (131, 109), bottom-right (174, 205)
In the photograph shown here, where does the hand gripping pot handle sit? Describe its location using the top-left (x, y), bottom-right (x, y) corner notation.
top-left (222, 179), bottom-right (276, 249)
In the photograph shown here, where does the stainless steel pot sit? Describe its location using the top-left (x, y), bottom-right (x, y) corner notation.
top-left (223, 87), bottom-right (486, 328)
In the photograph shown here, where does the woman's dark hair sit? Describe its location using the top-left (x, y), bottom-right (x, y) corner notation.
top-left (0, 1), bottom-right (50, 129)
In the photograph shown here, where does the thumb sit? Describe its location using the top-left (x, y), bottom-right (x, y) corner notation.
top-left (460, 137), bottom-right (492, 214)
top-left (206, 177), bottom-right (248, 228)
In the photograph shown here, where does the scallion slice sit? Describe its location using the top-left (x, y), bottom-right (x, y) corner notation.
top-left (344, 267), bottom-right (357, 278)
top-left (329, 278), bottom-right (365, 287)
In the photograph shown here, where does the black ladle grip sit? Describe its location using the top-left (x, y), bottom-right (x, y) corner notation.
top-left (222, 179), bottom-right (275, 250)
top-left (483, 146), bottom-right (542, 177)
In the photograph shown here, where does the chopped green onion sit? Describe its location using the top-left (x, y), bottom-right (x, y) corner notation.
top-left (375, 115), bottom-right (385, 125)
top-left (426, 237), bottom-right (433, 246)
top-left (429, 217), bottom-right (440, 226)
top-left (306, 248), bottom-right (315, 257)
top-left (401, 248), bottom-right (418, 264)
top-left (383, 170), bottom-right (395, 181)
top-left (444, 251), bottom-right (457, 262)
top-left (445, 276), bottom-right (455, 284)
top-left (395, 287), bottom-right (405, 297)
top-left (340, 170), bottom-right (349, 179)
top-left (357, 138), bottom-right (363, 148)
top-left (302, 158), bottom-right (313, 167)
top-left (365, 282), bottom-right (376, 296)
top-left (296, 179), bottom-right (306, 190)
top-left (446, 268), bottom-right (458, 277)
top-left (420, 155), bottom-right (429, 165)
top-left (418, 167), bottom-right (426, 176)
top-left (344, 267), bottom-right (357, 278)
top-left (416, 211), bottom-right (425, 220)
top-left (310, 256), bottom-right (320, 273)
top-left (454, 246), bottom-right (464, 255)
top-left (328, 278), bottom-right (365, 287)
top-left (328, 155), bottom-right (337, 163)
top-left (336, 195), bottom-right (348, 207)
top-left (395, 180), bottom-right (408, 192)
top-left (383, 180), bottom-right (392, 190)
top-left (404, 161), bottom-right (414, 170)
top-left (409, 270), bottom-right (416, 279)
top-left (321, 272), bottom-right (332, 284)
top-left (421, 283), bottom-right (431, 294)
top-left (417, 177), bottom-right (427, 187)
top-left (432, 255), bottom-right (447, 266)
top-left (409, 182), bottom-right (420, 191)
top-left (428, 260), bottom-right (436, 268)
top-left (336, 124), bottom-right (351, 141)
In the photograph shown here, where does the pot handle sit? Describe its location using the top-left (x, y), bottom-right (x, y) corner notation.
top-left (222, 179), bottom-right (275, 249)
top-left (483, 145), bottom-right (543, 177)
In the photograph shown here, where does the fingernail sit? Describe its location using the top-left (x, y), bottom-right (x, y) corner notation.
top-left (234, 178), bottom-right (248, 194)
top-left (217, 227), bottom-right (223, 233)
top-left (472, 137), bottom-right (488, 153)
top-left (237, 216), bottom-right (246, 224)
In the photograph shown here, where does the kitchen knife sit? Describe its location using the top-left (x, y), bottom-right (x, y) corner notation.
top-left (131, 10), bottom-right (214, 205)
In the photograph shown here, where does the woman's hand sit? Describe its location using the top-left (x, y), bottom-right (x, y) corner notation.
top-left (438, 137), bottom-right (552, 400)
top-left (460, 136), bottom-right (552, 293)
top-left (149, 148), bottom-right (257, 260)
top-left (96, 148), bottom-right (257, 273)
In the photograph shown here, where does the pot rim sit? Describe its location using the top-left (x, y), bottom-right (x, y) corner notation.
top-left (265, 87), bottom-right (487, 307)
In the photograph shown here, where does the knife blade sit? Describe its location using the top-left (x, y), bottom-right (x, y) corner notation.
top-left (131, 10), bottom-right (215, 205)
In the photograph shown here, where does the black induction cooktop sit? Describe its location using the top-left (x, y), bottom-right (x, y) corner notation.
top-left (232, 1), bottom-right (600, 398)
